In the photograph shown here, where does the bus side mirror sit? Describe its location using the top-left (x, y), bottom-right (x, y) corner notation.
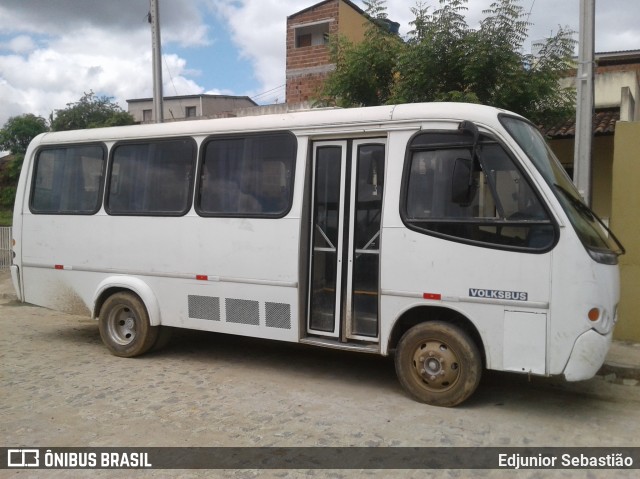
top-left (451, 157), bottom-right (476, 206)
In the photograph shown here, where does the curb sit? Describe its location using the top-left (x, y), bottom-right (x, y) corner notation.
top-left (598, 362), bottom-right (640, 383)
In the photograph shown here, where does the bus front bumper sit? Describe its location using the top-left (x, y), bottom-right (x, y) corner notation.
top-left (563, 328), bottom-right (612, 381)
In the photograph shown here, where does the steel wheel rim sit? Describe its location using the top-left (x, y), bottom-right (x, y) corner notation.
top-left (410, 339), bottom-right (461, 392)
top-left (106, 305), bottom-right (138, 346)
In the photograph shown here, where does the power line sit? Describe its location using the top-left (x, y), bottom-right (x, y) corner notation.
top-left (526, 0), bottom-right (536, 24)
top-left (252, 84), bottom-right (286, 102)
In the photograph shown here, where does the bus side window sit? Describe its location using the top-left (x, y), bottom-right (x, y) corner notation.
top-left (402, 131), bottom-right (555, 251)
top-left (30, 145), bottom-right (105, 215)
top-left (197, 132), bottom-right (296, 217)
top-left (106, 138), bottom-right (196, 216)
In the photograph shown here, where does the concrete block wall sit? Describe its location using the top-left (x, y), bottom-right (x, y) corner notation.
top-left (611, 121), bottom-right (640, 342)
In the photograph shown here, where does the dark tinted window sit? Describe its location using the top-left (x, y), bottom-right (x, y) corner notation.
top-left (403, 131), bottom-right (555, 251)
top-left (107, 138), bottom-right (196, 215)
top-left (30, 145), bottom-right (105, 214)
top-left (197, 132), bottom-right (296, 217)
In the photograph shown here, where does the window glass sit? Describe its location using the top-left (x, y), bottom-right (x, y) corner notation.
top-left (107, 138), bottom-right (196, 215)
top-left (309, 146), bottom-right (342, 333)
top-left (30, 145), bottom-right (105, 214)
top-left (501, 116), bottom-right (622, 261)
top-left (198, 133), bottom-right (296, 217)
top-left (403, 131), bottom-right (555, 250)
top-left (351, 144), bottom-right (384, 337)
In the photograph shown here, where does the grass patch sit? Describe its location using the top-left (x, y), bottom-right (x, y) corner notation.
top-left (0, 209), bottom-right (12, 226)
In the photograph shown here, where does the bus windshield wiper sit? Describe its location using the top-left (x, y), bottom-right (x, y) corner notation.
top-left (554, 183), bottom-right (595, 219)
top-left (554, 183), bottom-right (625, 255)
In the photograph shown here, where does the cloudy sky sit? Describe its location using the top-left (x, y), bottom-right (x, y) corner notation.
top-left (0, 0), bottom-right (639, 128)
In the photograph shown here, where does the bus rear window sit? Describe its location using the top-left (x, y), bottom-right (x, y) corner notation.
top-left (30, 144), bottom-right (105, 215)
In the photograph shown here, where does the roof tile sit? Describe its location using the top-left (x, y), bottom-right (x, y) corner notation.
top-left (541, 109), bottom-right (620, 139)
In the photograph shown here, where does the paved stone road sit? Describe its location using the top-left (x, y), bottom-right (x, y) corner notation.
top-left (1, 271), bottom-right (639, 478)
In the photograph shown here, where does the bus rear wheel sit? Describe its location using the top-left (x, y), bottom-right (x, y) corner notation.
top-left (395, 321), bottom-right (482, 407)
top-left (99, 292), bottom-right (159, 357)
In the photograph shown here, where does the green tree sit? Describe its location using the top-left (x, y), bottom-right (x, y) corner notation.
top-left (393, 0), bottom-right (477, 104)
top-left (461, 0), bottom-right (575, 124)
top-left (322, 0), bottom-right (575, 124)
top-left (50, 91), bottom-right (134, 131)
top-left (0, 114), bottom-right (48, 156)
top-left (0, 114), bottom-right (49, 211)
top-left (319, 0), bottom-right (403, 107)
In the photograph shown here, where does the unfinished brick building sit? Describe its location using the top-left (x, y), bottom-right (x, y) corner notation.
top-left (285, 0), bottom-right (371, 104)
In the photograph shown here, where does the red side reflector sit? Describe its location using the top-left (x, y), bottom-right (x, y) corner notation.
top-left (196, 275), bottom-right (208, 281)
top-left (54, 265), bottom-right (64, 270)
top-left (423, 293), bottom-right (441, 301)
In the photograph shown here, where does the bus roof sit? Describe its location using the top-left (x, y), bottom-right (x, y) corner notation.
top-left (32, 102), bottom-right (520, 146)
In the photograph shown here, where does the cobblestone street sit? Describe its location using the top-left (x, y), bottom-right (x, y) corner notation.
top-left (1, 272), bottom-right (639, 478)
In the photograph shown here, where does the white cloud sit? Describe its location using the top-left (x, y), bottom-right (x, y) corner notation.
top-left (1, 0), bottom-right (638, 128)
top-left (4, 35), bottom-right (37, 54)
top-left (0, 0), bottom-right (212, 126)
top-left (0, 30), bottom-right (148, 119)
top-left (161, 54), bottom-right (206, 97)
top-left (0, 0), bottom-right (209, 44)
top-left (209, 0), bottom-right (300, 94)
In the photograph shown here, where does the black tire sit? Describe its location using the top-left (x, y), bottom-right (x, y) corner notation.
top-left (395, 321), bottom-right (482, 407)
top-left (150, 326), bottom-right (173, 352)
top-left (98, 292), bottom-right (159, 358)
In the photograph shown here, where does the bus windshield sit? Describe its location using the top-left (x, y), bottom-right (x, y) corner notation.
top-left (500, 116), bottom-right (624, 264)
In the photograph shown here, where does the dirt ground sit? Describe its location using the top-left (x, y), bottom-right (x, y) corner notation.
top-left (1, 270), bottom-right (639, 478)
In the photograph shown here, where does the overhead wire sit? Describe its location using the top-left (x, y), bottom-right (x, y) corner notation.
top-left (252, 84), bottom-right (286, 104)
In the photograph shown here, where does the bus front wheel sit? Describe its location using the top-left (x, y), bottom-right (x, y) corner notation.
top-left (395, 321), bottom-right (482, 407)
top-left (99, 292), bottom-right (159, 357)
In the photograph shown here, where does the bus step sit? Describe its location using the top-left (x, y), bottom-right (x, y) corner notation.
top-left (300, 337), bottom-right (380, 354)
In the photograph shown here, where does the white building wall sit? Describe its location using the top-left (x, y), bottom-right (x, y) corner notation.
top-left (561, 69), bottom-right (640, 120)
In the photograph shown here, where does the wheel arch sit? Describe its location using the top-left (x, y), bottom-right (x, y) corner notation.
top-left (92, 276), bottom-right (162, 326)
top-left (387, 305), bottom-right (486, 367)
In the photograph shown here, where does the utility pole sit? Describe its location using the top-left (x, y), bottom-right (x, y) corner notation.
top-left (573, 0), bottom-right (595, 205)
top-left (150, 0), bottom-right (164, 123)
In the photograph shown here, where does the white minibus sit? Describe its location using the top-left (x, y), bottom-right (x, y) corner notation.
top-left (10, 102), bottom-right (624, 406)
